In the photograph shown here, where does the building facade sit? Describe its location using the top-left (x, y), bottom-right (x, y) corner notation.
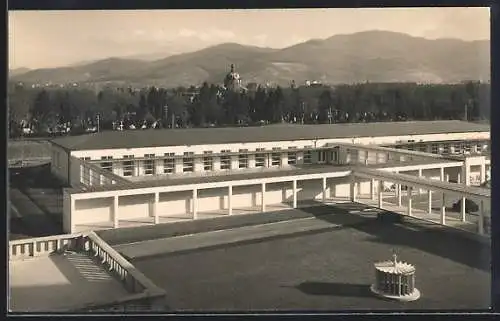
top-left (50, 120), bottom-right (490, 234)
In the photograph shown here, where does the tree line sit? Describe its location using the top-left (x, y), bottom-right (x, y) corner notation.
top-left (8, 81), bottom-right (490, 138)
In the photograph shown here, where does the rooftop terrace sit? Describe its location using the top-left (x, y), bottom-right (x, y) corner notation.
top-left (108, 203), bottom-right (490, 311)
top-left (9, 253), bottom-right (130, 312)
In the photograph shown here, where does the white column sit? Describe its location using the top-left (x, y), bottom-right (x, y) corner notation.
top-left (322, 177), bottom-right (327, 202)
top-left (440, 167), bottom-right (445, 181)
top-left (427, 190), bottom-right (432, 214)
top-left (480, 163), bottom-right (486, 184)
top-left (440, 193), bottom-right (446, 225)
top-left (292, 180), bottom-right (297, 208)
top-left (478, 200), bottom-right (484, 235)
top-left (228, 185), bottom-right (233, 215)
top-left (457, 172), bottom-right (461, 184)
top-left (407, 187), bottom-right (413, 217)
top-left (261, 182), bottom-right (266, 212)
top-left (350, 181), bottom-right (357, 202)
top-left (153, 192), bottom-right (159, 224)
top-left (113, 196), bottom-right (119, 228)
top-left (460, 196), bottom-right (466, 222)
top-left (418, 169), bottom-right (423, 194)
top-left (463, 160), bottom-right (471, 186)
top-left (445, 174), bottom-right (450, 182)
top-left (378, 180), bottom-right (383, 208)
top-left (370, 179), bottom-right (375, 200)
top-left (192, 189), bottom-right (198, 219)
top-left (70, 198), bottom-right (76, 233)
top-left (397, 184), bottom-right (402, 207)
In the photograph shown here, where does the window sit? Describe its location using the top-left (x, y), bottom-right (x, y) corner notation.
top-left (183, 152), bottom-right (194, 172)
top-left (220, 150), bottom-right (231, 170)
top-left (318, 150), bottom-right (327, 163)
top-left (443, 144), bottom-right (450, 154)
top-left (331, 148), bottom-right (339, 163)
top-left (255, 148), bottom-right (266, 167)
top-left (101, 156), bottom-right (113, 172)
top-left (288, 147), bottom-right (297, 165)
top-left (407, 144), bottom-right (415, 151)
top-left (431, 144), bottom-right (439, 154)
top-left (123, 155), bottom-right (135, 177)
top-left (464, 143), bottom-right (471, 154)
top-left (163, 153), bottom-right (175, 174)
top-left (144, 154), bottom-right (155, 175)
top-left (303, 146), bottom-right (312, 164)
top-left (271, 147), bottom-right (281, 166)
top-left (239, 149), bottom-right (249, 168)
top-left (203, 151), bottom-right (213, 171)
top-left (418, 144), bottom-right (427, 152)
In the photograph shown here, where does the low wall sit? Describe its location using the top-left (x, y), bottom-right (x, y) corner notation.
top-left (8, 232), bottom-right (167, 312)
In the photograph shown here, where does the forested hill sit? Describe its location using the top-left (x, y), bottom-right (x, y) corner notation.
top-left (10, 31), bottom-right (489, 87)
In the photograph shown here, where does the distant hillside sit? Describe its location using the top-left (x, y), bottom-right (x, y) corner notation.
top-left (10, 31), bottom-right (490, 87)
top-left (9, 67), bottom-right (30, 77)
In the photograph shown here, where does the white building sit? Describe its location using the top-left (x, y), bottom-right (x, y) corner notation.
top-left (49, 120), bottom-right (490, 234)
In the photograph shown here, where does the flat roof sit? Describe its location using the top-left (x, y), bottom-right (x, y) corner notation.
top-left (9, 253), bottom-right (130, 312)
top-left (51, 120), bottom-right (490, 151)
top-left (124, 203), bottom-right (490, 311)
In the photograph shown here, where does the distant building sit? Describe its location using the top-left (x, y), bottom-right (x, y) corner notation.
top-left (223, 64), bottom-right (244, 92)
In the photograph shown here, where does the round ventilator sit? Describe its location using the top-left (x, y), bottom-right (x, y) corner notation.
top-left (370, 254), bottom-right (421, 301)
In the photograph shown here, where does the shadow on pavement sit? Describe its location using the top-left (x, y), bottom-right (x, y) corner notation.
top-left (299, 201), bottom-right (490, 272)
top-left (290, 281), bottom-right (373, 298)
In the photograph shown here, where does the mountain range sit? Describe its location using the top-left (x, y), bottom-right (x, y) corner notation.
top-left (9, 31), bottom-right (490, 87)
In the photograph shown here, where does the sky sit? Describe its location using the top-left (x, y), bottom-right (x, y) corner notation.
top-left (9, 7), bottom-right (490, 70)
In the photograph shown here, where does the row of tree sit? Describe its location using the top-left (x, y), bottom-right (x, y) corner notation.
top-left (8, 81), bottom-right (490, 137)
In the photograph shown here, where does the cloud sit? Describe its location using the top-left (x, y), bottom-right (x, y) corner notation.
top-left (253, 34), bottom-right (268, 46)
top-left (179, 28), bottom-right (197, 37)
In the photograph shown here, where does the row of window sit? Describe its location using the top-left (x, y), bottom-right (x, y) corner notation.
top-left (83, 147), bottom-right (315, 177)
top-left (396, 142), bottom-right (488, 154)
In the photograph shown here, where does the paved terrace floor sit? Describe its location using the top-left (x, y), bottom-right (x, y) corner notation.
top-left (9, 253), bottom-right (130, 312)
top-left (113, 202), bottom-right (490, 311)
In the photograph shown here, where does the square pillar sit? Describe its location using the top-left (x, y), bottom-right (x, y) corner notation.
top-left (378, 180), bottom-right (383, 208)
top-left (370, 179), bottom-right (375, 200)
top-left (153, 192), bottom-right (159, 224)
top-left (113, 196), bottom-right (119, 228)
top-left (261, 183), bottom-right (266, 212)
top-left (322, 177), bottom-right (327, 202)
top-left (192, 189), bottom-right (198, 219)
top-left (350, 180), bottom-right (357, 202)
top-left (397, 184), bottom-right (402, 207)
top-left (478, 200), bottom-right (484, 235)
top-left (407, 187), bottom-right (413, 217)
top-left (459, 196), bottom-right (466, 222)
top-left (441, 193), bottom-right (446, 225)
top-left (427, 190), bottom-right (432, 214)
top-left (418, 169), bottom-right (423, 194)
top-left (292, 180), bottom-right (297, 209)
top-left (480, 163), bottom-right (486, 183)
top-left (457, 172), bottom-right (461, 184)
top-left (228, 185), bottom-right (233, 215)
top-left (70, 198), bottom-right (76, 233)
top-left (440, 167), bottom-right (445, 181)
